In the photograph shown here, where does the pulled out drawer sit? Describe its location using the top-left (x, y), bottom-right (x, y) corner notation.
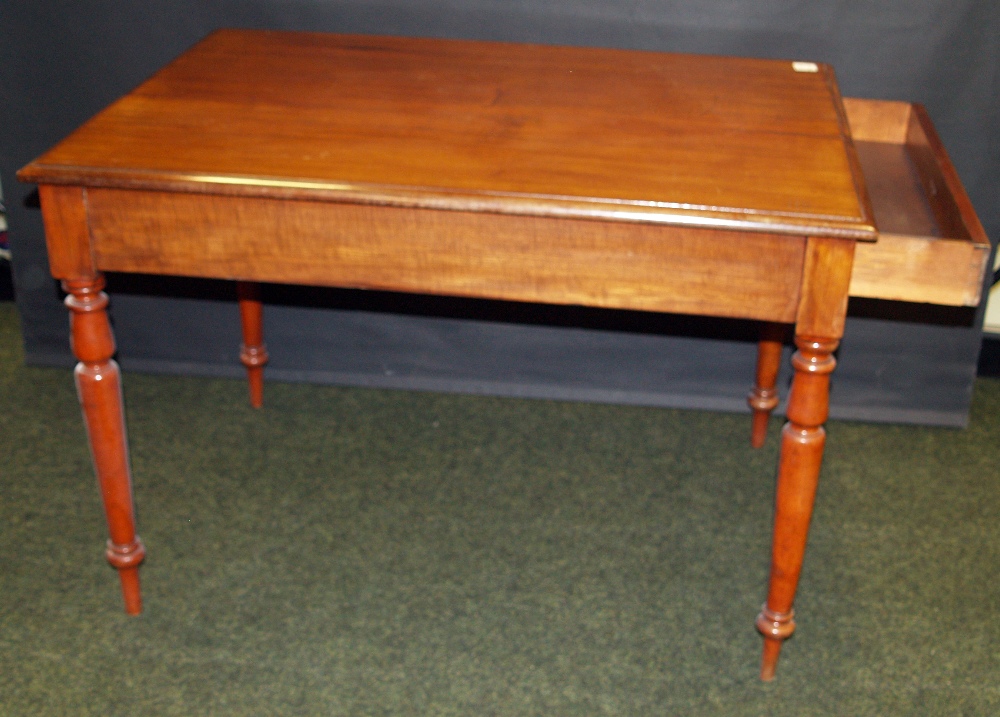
top-left (844, 97), bottom-right (990, 307)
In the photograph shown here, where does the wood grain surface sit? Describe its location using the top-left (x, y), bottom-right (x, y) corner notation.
top-left (84, 187), bottom-right (806, 322)
top-left (20, 29), bottom-right (875, 239)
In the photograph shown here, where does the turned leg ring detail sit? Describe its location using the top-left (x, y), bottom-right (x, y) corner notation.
top-left (105, 538), bottom-right (146, 571)
top-left (756, 604), bottom-right (796, 641)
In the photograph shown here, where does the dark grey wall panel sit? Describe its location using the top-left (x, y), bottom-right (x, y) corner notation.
top-left (3, 1), bottom-right (997, 426)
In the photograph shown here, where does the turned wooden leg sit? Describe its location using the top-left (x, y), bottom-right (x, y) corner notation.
top-left (64, 276), bottom-right (146, 614)
top-left (757, 336), bottom-right (837, 680)
top-left (237, 281), bottom-right (268, 408)
top-left (748, 322), bottom-right (787, 448)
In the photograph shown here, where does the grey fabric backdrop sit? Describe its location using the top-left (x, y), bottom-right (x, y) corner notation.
top-left (2, 1), bottom-right (997, 425)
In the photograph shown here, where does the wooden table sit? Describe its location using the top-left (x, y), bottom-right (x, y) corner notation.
top-left (18, 30), bottom-right (988, 680)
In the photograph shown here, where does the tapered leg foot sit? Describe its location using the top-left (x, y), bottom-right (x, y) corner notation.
top-left (107, 540), bottom-right (146, 614)
top-left (760, 638), bottom-right (782, 682)
top-left (749, 410), bottom-right (772, 450)
top-left (756, 605), bottom-right (795, 681)
top-left (748, 323), bottom-right (787, 448)
top-left (757, 336), bottom-right (837, 679)
top-left (65, 276), bottom-right (145, 614)
top-left (237, 281), bottom-right (268, 408)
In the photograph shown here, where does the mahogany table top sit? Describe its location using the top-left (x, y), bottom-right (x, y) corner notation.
top-left (20, 29), bottom-right (875, 241)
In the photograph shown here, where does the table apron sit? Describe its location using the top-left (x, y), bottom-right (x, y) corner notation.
top-left (85, 187), bottom-right (806, 323)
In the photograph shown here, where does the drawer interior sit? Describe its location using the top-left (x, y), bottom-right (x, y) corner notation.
top-left (843, 98), bottom-right (990, 307)
top-left (854, 138), bottom-right (940, 239)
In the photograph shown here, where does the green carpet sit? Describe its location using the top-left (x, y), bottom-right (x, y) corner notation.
top-left (1, 301), bottom-right (997, 715)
